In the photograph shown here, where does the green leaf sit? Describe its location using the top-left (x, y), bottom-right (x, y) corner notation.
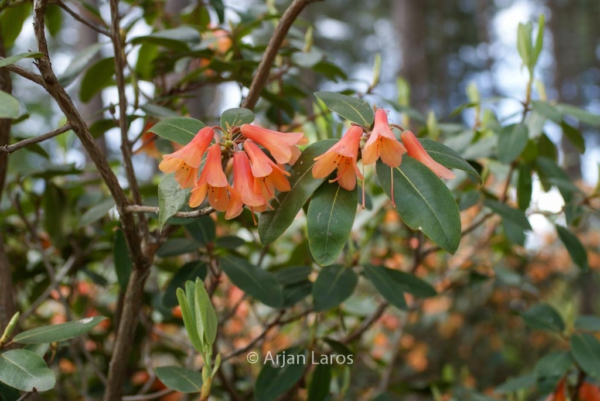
top-left (556, 103), bottom-right (600, 127)
top-left (24, 344), bottom-right (50, 357)
top-left (258, 140), bottom-right (335, 245)
top-left (484, 199), bottom-right (532, 231)
top-left (575, 316), bottom-right (600, 332)
top-left (314, 91), bottom-right (374, 126)
top-left (79, 57), bottom-right (115, 103)
top-left (282, 281), bottom-right (312, 308)
top-left (521, 304), bottom-right (565, 333)
top-left (531, 101), bottom-right (561, 124)
top-left (148, 117), bottom-right (206, 146)
top-left (275, 266), bottom-right (312, 286)
top-left (570, 333), bottom-right (600, 379)
top-left (0, 349), bottom-right (55, 392)
top-left (498, 123), bottom-right (529, 164)
top-left (364, 264), bottom-right (436, 305)
top-left (155, 366), bottom-right (202, 393)
top-left (312, 265), bottom-right (358, 311)
top-left (517, 164), bottom-right (532, 210)
top-left (308, 363), bottom-right (331, 401)
top-left (517, 22), bottom-right (533, 70)
top-left (536, 156), bottom-right (572, 202)
top-left (157, 238), bottom-right (200, 258)
top-left (503, 219), bottom-right (526, 246)
top-left (307, 183), bottom-right (357, 266)
top-left (0, 90), bottom-right (20, 119)
top-left (176, 288), bottom-right (202, 352)
top-left (495, 373), bottom-right (536, 394)
top-left (420, 139), bottom-right (481, 182)
top-left (194, 279), bottom-right (217, 346)
top-left (533, 15), bottom-right (545, 66)
top-left (220, 108), bottom-right (255, 131)
top-left (183, 217), bottom-right (215, 245)
top-left (556, 225), bottom-right (589, 271)
top-left (130, 26), bottom-right (201, 50)
top-left (0, 2), bottom-right (31, 48)
top-left (113, 229), bottom-right (133, 290)
top-left (209, 0), bottom-right (225, 23)
top-left (376, 157), bottom-right (461, 254)
top-left (43, 182), bottom-right (68, 248)
top-left (79, 198), bottom-right (114, 227)
top-left (141, 103), bottom-right (179, 118)
top-left (561, 121), bottom-right (586, 153)
top-left (255, 347), bottom-right (306, 401)
top-left (163, 261), bottom-right (207, 308)
top-left (0, 52), bottom-right (44, 68)
top-left (158, 174), bottom-right (188, 230)
top-left (45, 4), bottom-right (62, 37)
top-left (534, 351), bottom-right (572, 379)
top-left (135, 43), bottom-right (159, 81)
top-left (220, 256), bottom-right (283, 308)
top-left (13, 316), bottom-right (107, 344)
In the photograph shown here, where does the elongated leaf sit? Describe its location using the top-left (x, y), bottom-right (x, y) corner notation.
top-left (314, 92), bottom-right (374, 126)
top-left (420, 139), bottom-right (481, 182)
top-left (531, 101), bottom-right (561, 123)
top-left (157, 238), bottom-right (200, 258)
top-left (113, 228), bottom-right (132, 290)
top-left (163, 261), bottom-right (207, 308)
top-left (495, 373), bottom-right (536, 394)
top-left (561, 121), bottom-right (585, 153)
top-left (79, 57), bottom-right (115, 102)
top-left (58, 43), bottom-right (103, 86)
top-left (148, 117), bottom-right (206, 145)
top-left (275, 266), bottom-right (312, 286)
top-left (158, 174), bottom-right (188, 230)
top-left (534, 351), bottom-right (572, 379)
top-left (498, 123), bottom-right (529, 164)
top-left (363, 265), bottom-right (406, 309)
top-left (571, 333), bottom-right (600, 378)
top-left (575, 316), bottom-right (600, 332)
top-left (521, 304), bottom-right (564, 333)
top-left (307, 183), bottom-right (357, 266)
top-left (308, 363), bottom-right (331, 401)
top-left (517, 164), bottom-right (532, 210)
top-left (258, 140), bottom-right (335, 245)
top-left (43, 182), bottom-right (68, 248)
top-left (484, 199), bottom-right (531, 231)
top-left (79, 198), bottom-right (114, 227)
top-left (155, 366), bottom-right (202, 393)
top-left (13, 316), bottom-right (107, 344)
top-left (312, 265), bottom-right (357, 311)
top-left (556, 225), bottom-right (589, 271)
top-left (376, 158), bottom-right (461, 254)
top-left (533, 15), bottom-right (545, 65)
top-left (176, 288), bottom-right (203, 352)
top-left (0, 350), bottom-right (55, 392)
top-left (282, 281), bottom-right (312, 307)
top-left (0, 90), bottom-right (19, 119)
top-left (185, 216), bottom-right (215, 244)
top-left (556, 103), bottom-right (600, 127)
top-left (131, 26), bottom-right (201, 50)
top-left (220, 108), bottom-right (254, 131)
top-left (364, 264), bottom-right (436, 307)
top-left (194, 279), bottom-right (217, 345)
top-left (0, 52), bottom-right (43, 68)
top-left (255, 347), bottom-right (306, 401)
top-left (220, 256), bottom-right (283, 308)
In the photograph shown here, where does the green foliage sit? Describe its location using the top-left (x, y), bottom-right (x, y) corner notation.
top-left (13, 317), bottom-right (107, 344)
top-left (0, 90), bottom-right (19, 119)
top-left (0, 350), bottom-right (55, 392)
top-left (312, 265), bottom-right (358, 311)
top-left (155, 366), bottom-right (203, 393)
top-left (314, 92), bottom-right (374, 126)
top-left (149, 117), bottom-right (206, 145)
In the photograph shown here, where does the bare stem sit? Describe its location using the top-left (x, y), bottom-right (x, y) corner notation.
top-left (0, 124), bottom-right (72, 154)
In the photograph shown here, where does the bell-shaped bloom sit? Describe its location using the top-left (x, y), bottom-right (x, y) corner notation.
top-left (240, 124), bottom-right (305, 165)
top-left (362, 109), bottom-right (407, 167)
top-left (134, 132), bottom-right (161, 158)
top-left (159, 127), bottom-right (215, 188)
top-left (312, 125), bottom-right (364, 191)
top-left (231, 151), bottom-right (265, 207)
top-left (243, 140), bottom-right (291, 205)
top-left (400, 131), bottom-right (455, 179)
top-left (189, 144), bottom-right (230, 211)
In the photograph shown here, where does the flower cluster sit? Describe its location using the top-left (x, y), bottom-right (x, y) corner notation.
top-left (312, 108), bottom-right (455, 200)
top-left (159, 125), bottom-right (305, 220)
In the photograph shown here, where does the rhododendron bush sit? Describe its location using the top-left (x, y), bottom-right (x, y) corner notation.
top-left (1, 1), bottom-right (599, 401)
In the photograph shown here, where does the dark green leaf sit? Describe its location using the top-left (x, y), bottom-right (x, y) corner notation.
top-left (0, 52), bottom-right (44, 68)
top-left (215, 236), bottom-right (245, 249)
top-left (420, 139), bottom-right (481, 182)
top-left (44, 4), bottom-right (62, 37)
top-left (538, 134), bottom-right (557, 161)
top-left (376, 157), bottom-right (461, 254)
top-left (79, 57), bottom-right (115, 103)
top-left (141, 104), bottom-right (179, 118)
top-left (131, 27), bottom-right (201, 50)
top-left (503, 219), bottom-right (526, 246)
top-left (314, 92), bottom-right (374, 126)
top-left (498, 123), bottom-right (529, 164)
top-left (484, 199), bottom-right (531, 231)
top-left (364, 265), bottom-right (436, 304)
top-left (307, 183), bottom-right (357, 266)
top-left (255, 347), bottom-right (306, 401)
top-left (570, 333), bottom-right (600, 378)
top-left (531, 101), bottom-right (561, 123)
top-left (282, 281), bottom-right (313, 308)
top-left (362, 265), bottom-right (407, 310)
top-left (275, 266), bottom-right (312, 286)
top-left (163, 261), bottom-right (207, 308)
top-left (575, 316), bottom-right (600, 332)
top-left (323, 338), bottom-right (354, 357)
top-left (556, 225), bottom-right (589, 271)
top-left (0, 350), bottom-right (55, 392)
top-left (312, 61), bottom-right (347, 82)
top-left (155, 366), bottom-right (202, 393)
top-left (43, 182), bottom-right (68, 248)
top-left (521, 304), bottom-right (565, 333)
top-left (220, 108), bottom-right (254, 131)
top-left (58, 43), bottom-right (104, 86)
top-left (0, 91), bottom-right (19, 119)
top-left (220, 256), bottom-right (283, 308)
top-left (209, 0), bottom-right (225, 23)
top-left (517, 164), bottom-right (532, 210)
top-left (184, 216), bottom-right (215, 245)
top-left (534, 351), bottom-right (572, 379)
top-left (536, 157), bottom-right (572, 202)
top-left (308, 363), bottom-right (331, 401)
top-left (0, 2), bottom-right (31, 48)
top-left (114, 229), bottom-right (132, 290)
top-left (158, 174), bottom-right (188, 230)
top-left (561, 121), bottom-right (585, 153)
top-left (312, 265), bottom-right (357, 311)
top-left (157, 238), bottom-right (200, 258)
top-left (13, 317), bottom-right (107, 344)
top-left (556, 103), bottom-right (600, 127)
top-left (79, 198), bottom-right (114, 227)
top-left (258, 140), bottom-right (335, 245)
top-left (148, 117), bottom-right (206, 146)
top-left (495, 373), bottom-right (536, 394)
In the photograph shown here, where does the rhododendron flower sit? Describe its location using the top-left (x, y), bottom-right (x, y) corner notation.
top-left (240, 124), bottom-right (305, 164)
top-left (362, 109), bottom-right (406, 167)
top-left (312, 125), bottom-right (364, 191)
top-left (189, 144), bottom-right (229, 211)
top-left (159, 127), bottom-right (215, 188)
top-left (400, 131), bottom-right (455, 179)
top-left (225, 152), bottom-right (265, 219)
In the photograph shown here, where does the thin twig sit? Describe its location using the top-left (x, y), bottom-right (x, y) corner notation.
top-left (54, 0), bottom-right (110, 36)
top-left (0, 124), bottom-right (72, 154)
top-left (342, 302), bottom-right (388, 344)
top-left (0, 60), bottom-right (45, 86)
top-left (126, 205), bottom-right (214, 218)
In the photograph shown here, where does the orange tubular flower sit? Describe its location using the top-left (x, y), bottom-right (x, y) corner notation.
top-left (312, 125), bottom-right (364, 191)
top-left (400, 131), bottom-right (455, 180)
top-left (362, 109), bottom-right (407, 167)
top-left (240, 124), bottom-right (305, 164)
top-left (244, 140), bottom-right (291, 202)
top-left (159, 127), bottom-right (215, 188)
top-left (225, 152), bottom-right (265, 220)
top-left (189, 144), bottom-right (229, 211)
